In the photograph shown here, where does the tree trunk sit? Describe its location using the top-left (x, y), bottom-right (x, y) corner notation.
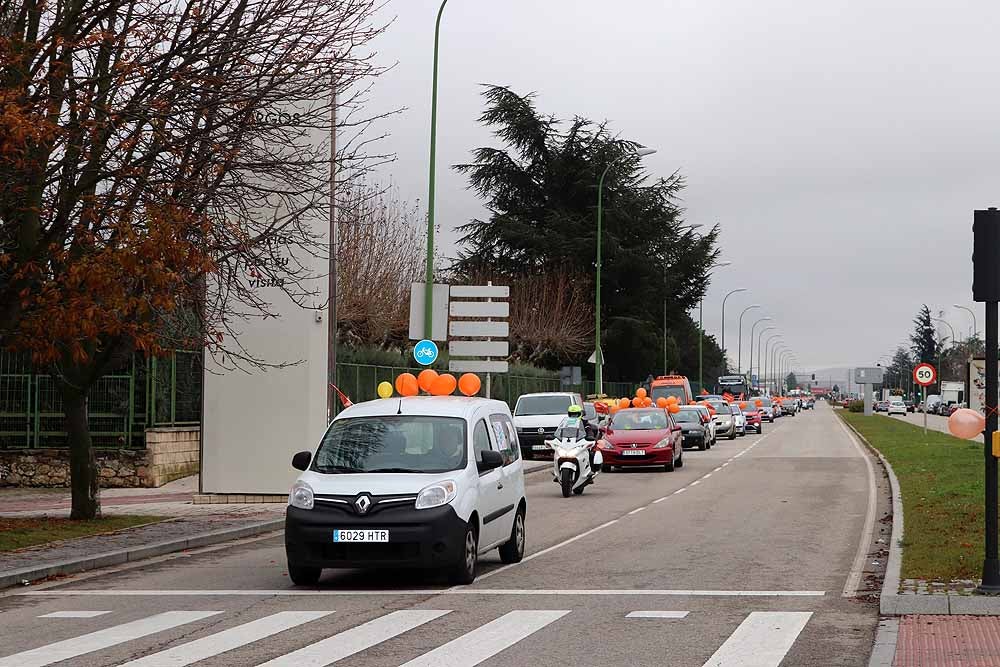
top-left (61, 386), bottom-right (101, 520)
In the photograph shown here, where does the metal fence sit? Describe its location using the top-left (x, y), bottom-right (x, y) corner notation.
top-left (0, 350), bottom-right (201, 449)
top-left (332, 363), bottom-right (636, 415)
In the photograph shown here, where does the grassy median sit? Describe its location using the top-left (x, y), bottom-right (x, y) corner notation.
top-left (0, 516), bottom-right (164, 552)
top-left (839, 412), bottom-right (988, 582)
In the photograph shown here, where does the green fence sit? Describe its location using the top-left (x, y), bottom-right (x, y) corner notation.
top-left (332, 363), bottom-right (636, 415)
top-left (0, 350), bottom-right (201, 449)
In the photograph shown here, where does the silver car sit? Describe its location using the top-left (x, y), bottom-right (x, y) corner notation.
top-left (707, 399), bottom-right (736, 440)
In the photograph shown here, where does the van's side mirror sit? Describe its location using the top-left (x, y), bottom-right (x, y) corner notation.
top-left (478, 450), bottom-right (504, 473)
top-left (292, 451), bottom-right (312, 471)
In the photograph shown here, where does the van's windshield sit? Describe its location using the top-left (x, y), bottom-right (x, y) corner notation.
top-left (651, 385), bottom-right (686, 403)
top-left (312, 416), bottom-right (467, 474)
top-left (515, 395), bottom-right (572, 416)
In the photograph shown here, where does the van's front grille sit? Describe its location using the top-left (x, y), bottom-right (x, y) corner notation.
top-left (321, 542), bottom-right (420, 561)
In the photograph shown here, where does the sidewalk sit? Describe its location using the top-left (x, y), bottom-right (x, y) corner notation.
top-left (893, 615), bottom-right (1000, 666)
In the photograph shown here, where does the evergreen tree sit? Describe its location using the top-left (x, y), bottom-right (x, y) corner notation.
top-left (786, 372), bottom-right (798, 391)
top-left (910, 305), bottom-right (940, 364)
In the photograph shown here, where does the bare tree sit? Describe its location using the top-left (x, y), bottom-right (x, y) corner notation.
top-left (0, 0), bottom-right (392, 518)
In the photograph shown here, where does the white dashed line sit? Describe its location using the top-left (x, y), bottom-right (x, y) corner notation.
top-left (628, 507), bottom-right (646, 515)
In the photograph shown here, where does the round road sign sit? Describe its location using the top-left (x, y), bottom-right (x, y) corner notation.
top-left (913, 363), bottom-right (937, 387)
top-left (413, 339), bottom-right (439, 366)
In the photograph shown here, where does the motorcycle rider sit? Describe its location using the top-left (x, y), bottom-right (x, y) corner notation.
top-left (560, 404), bottom-right (599, 472)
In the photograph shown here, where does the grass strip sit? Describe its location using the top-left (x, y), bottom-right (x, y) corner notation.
top-left (840, 412), bottom-right (988, 582)
top-left (0, 515), bottom-right (165, 552)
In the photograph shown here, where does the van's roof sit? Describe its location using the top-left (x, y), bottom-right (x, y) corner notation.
top-left (335, 396), bottom-right (510, 420)
top-left (516, 392), bottom-right (576, 399)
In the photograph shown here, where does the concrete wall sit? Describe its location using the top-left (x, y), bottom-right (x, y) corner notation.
top-left (0, 426), bottom-right (200, 488)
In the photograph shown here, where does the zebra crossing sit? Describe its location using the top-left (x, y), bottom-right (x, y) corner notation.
top-left (0, 607), bottom-right (814, 667)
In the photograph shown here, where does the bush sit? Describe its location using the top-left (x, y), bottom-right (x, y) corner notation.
top-left (848, 400), bottom-right (865, 413)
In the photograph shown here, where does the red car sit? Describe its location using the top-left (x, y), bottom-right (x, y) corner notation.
top-left (598, 408), bottom-right (683, 472)
top-left (742, 407), bottom-right (763, 434)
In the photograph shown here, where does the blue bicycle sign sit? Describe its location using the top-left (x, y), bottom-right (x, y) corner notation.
top-left (413, 340), bottom-right (439, 366)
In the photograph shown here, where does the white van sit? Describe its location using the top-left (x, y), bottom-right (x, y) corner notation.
top-left (285, 396), bottom-right (526, 586)
top-left (512, 392), bottom-right (584, 458)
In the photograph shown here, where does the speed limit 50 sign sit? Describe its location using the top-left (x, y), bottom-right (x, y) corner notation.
top-left (913, 363), bottom-right (937, 387)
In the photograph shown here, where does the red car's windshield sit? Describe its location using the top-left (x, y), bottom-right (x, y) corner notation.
top-left (611, 410), bottom-right (669, 430)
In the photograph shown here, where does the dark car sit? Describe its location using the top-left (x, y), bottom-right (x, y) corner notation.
top-left (742, 407), bottom-right (763, 434)
top-left (875, 400), bottom-right (889, 413)
top-left (673, 408), bottom-right (711, 451)
top-left (599, 408), bottom-right (684, 472)
top-left (904, 400), bottom-right (915, 412)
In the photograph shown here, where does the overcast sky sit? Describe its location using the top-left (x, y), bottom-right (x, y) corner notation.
top-left (362, 0), bottom-right (1000, 376)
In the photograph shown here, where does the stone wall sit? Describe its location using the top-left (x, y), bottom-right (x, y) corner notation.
top-left (0, 448), bottom-right (150, 488)
top-left (0, 427), bottom-right (200, 488)
top-left (145, 427), bottom-right (200, 487)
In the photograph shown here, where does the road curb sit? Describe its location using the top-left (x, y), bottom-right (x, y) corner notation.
top-left (0, 518), bottom-right (285, 591)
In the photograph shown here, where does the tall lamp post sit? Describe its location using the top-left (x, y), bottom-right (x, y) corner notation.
top-left (954, 304), bottom-right (978, 340)
top-left (933, 317), bottom-right (957, 391)
top-left (423, 0), bottom-right (450, 338)
top-left (753, 325), bottom-right (776, 391)
top-left (761, 333), bottom-right (781, 394)
top-left (771, 346), bottom-right (786, 394)
top-left (747, 317), bottom-right (772, 389)
top-left (736, 304), bottom-right (761, 375)
top-left (766, 339), bottom-right (783, 395)
top-left (721, 288), bottom-right (748, 372)
top-left (697, 261), bottom-right (732, 391)
top-left (595, 145), bottom-right (656, 394)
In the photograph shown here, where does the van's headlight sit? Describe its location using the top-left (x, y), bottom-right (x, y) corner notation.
top-left (289, 481), bottom-right (314, 510)
top-left (415, 480), bottom-right (457, 510)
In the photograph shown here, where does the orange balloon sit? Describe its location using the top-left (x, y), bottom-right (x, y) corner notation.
top-left (619, 397), bottom-right (631, 409)
top-left (458, 373), bottom-right (481, 396)
top-left (636, 387), bottom-right (648, 399)
top-left (949, 408), bottom-right (986, 439)
top-left (395, 373), bottom-right (419, 397)
top-left (430, 373), bottom-right (457, 396)
top-left (668, 404), bottom-right (680, 414)
top-left (666, 395), bottom-right (679, 404)
top-left (609, 405), bottom-right (619, 414)
top-left (755, 399), bottom-right (763, 408)
top-left (739, 401), bottom-right (747, 410)
top-left (417, 369), bottom-right (439, 393)
top-left (643, 397), bottom-right (653, 407)
top-left (656, 397), bottom-right (669, 408)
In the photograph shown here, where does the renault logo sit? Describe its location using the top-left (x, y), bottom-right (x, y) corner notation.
top-left (354, 494), bottom-right (372, 515)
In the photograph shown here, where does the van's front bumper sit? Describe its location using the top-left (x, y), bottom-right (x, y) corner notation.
top-left (285, 504), bottom-right (468, 570)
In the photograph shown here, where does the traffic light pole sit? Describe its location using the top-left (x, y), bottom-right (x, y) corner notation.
top-left (979, 300), bottom-right (1000, 593)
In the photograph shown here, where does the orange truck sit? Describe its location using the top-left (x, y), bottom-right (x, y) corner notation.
top-left (649, 375), bottom-right (694, 406)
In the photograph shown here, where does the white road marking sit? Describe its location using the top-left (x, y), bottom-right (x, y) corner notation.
top-left (703, 473), bottom-right (713, 479)
top-left (0, 610), bottom-right (221, 667)
top-left (259, 610), bottom-right (450, 667)
top-left (674, 488), bottom-right (687, 494)
top-left (691, 480), bottom-right (701, 486)
top-left (837, 416), bottom-right (880, 598)
top-left (652, 497), bottom-right (668, 504)
top-left (38, 611), bottom-right (111, 618)
top-left (701, 611), bottom-right (812, 667)
top-left (626, 611), bottom-right (689, 618)
top-left (121, 611), bottom-right (331, 666)
top-left (20, 589), bottom-right (825, 597)
top-left (628, 507), bottom-right (646, 515)
top-left (713, 467), bottom-right (723, 472)
top-left (399, 610), bottom-right (569, 667)
top-left (475, 519), bottom-right (619, 581)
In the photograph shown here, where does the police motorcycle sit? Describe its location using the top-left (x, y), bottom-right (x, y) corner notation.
top-left (545, 407), bottom-right (602, 498)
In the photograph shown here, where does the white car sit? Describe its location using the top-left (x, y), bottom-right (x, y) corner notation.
top-left (730, 403), bottom-right (747, 436)
top-left (887, 398), bottom-right (907, 416)
top-left (512, 392), bottom-right (584, 459)
top-left (285, 396), bottom-right (527, 586)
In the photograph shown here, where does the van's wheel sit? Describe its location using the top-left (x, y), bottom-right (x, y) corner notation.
top-left (449, 524), bottom-right (478, 585)
top-left (498, 508), bottom-right (525, 564)
top-left (560, 468), bottom-right (574, 497)
top-left (288, 564), bottom-right (321, 586)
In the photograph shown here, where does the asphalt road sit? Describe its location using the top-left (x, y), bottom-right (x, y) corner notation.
top-left (0, 402), bottom-right (883, 666)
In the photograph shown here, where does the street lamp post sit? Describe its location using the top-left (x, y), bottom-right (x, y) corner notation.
top-left (955, 304), bottom-right (978, 340)
top-left (933, 317), bottom-right (957, 389)
top-left (595, 145), bottom-right (656, 394)
top-left (747, 317), bottom-right (772, 390)
top-left (766, 339), bottom-right (783, 394)
top-left (697, 261), bottom-right (732, 391)
top-left (736, 305), bottom-right (761, 375)
top-left (754, 326), bottom-right (776, 390)
top-left (721, 288), bottom-right (748, 372)
top-left (423, 0), bottom-right (450, 338)
top-left (762, 333), bottom-right (781, 393)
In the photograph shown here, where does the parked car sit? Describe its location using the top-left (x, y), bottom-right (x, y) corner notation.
top-left (730, 403), bottom-right (747, 436)
top-left (512, 392), bottom-right (583, 459)
top-left (707, 399), bottom-right (736, 439)
top-left (887, 397), bottom-right (907, 416)
top-left (756, 397), bottom-right (775, 422)
top-left (674, 407), bottom-right (712, 451)
top-left (904, 400), bottom-right (915, 413)
top-left (742, 406), bottom-right (763, 433)
top-left (285, 395), bottom-right (527, 586)
top-left (599, 408), bottom-right (684, 472)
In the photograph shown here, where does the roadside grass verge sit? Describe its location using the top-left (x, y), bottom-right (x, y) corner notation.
top-left (840, 412), bottom-right (985, 582)
top-left (0, 516), bottom-right (165, 552)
